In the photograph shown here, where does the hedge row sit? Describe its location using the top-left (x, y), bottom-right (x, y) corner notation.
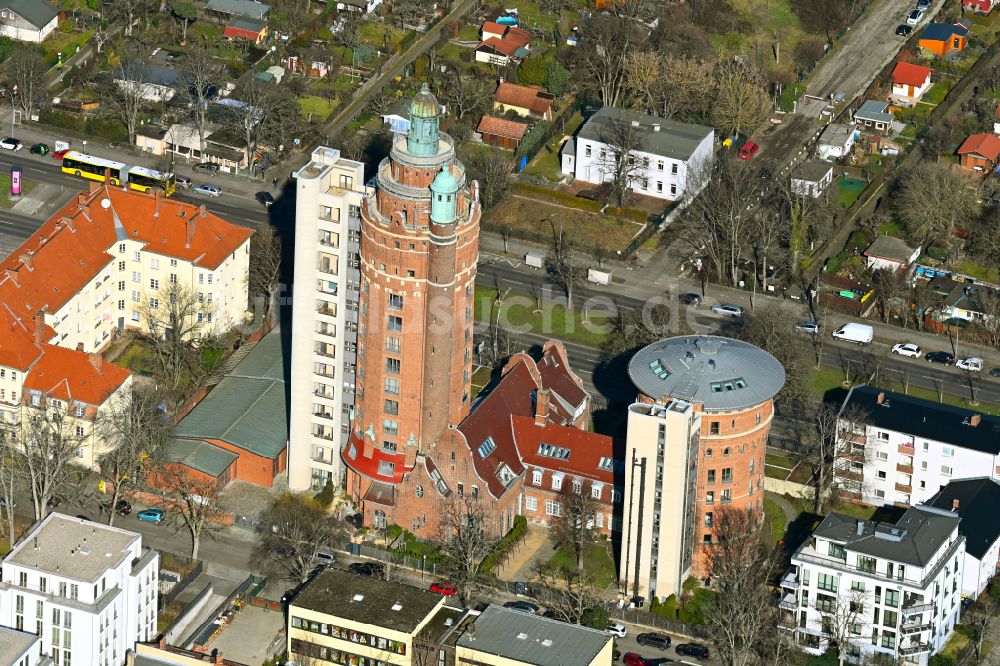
top-left (480, 515), bottom-right (528, 574)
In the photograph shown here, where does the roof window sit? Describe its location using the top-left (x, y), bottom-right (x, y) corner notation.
top-left (538, 442), bottom-right (570, 460)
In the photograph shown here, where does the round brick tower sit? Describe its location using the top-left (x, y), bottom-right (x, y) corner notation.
top-left (343, 84), bottom-right (481, 517)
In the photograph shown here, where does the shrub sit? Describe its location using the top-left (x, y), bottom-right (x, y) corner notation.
top-left (989, 578), bottom-right (1000, 604)
top-left (386, 524), bottom-right (404, 542)
top-left (479, 515), bottom-right (528, 574)
top-left (580, 605), bottom-right (609, 630)
top-left (313, 481), bottom-right (335, 506)
top-left (518, 57), bottom-right (547, 86)
top-left (928, 655), bottom-right (957, 666)
top-left (650, 593), bottom-right (677, 618)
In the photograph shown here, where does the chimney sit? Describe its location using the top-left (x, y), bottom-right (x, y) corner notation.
top-left (125, 650), bottom-right (135, 666)
top-left (77, 193), bottom-right (88, 207)
top-left (158, 639), bottom-right (166, 649)
top-left (199, 204), bottom-right (207, 218)
top-left (153, 188), bottom-right (161, 218)
top-left (971, 414), bottom-right (982, 427)
top-left (534, 388), bottom-right (550, 426)
top-left (89, 353), bottom-right (103, 374)
top-left (18, 253), bottom-right (32, 270)
top-left (76, 343), bottom-right (84, 352)
top-left (186, 217), bottom-right (196, 247)
top-left (876, 391), bottom-right (886, 405)
top-left (498, 76), bottom-right (504, 84)
top-left (214, 652), bottom-right (224, 665)
top-left (952, 498), bottom-right (960, 511)
top-left (33, 309), bottom-right (44, 347)
top-left (652, 123), bottom-right (660, 132)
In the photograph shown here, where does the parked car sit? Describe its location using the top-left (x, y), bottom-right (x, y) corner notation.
top-left (906, 8), bottom-right (925, 24)
top-left (891, 343), bottom-right (923, 358)
top-left (52, 148), bottom-right (70, 160)
top-left (680, 292), bottom-right (702, 306)
top-left (917, 0), bottom-right (931, 9)
top-left (100, 499), bottom-right (132, 516)
top-left (737, 140), bottom-right (759, 160)
top-left (348, 562), bottom-right (385, 579)
top-left (675, 644), bottom-right (711, 659)
top-left (503, 600), bottom-right (539, 614)
top-left (255, 191), bottom-right (275, 207)
top-left (607, 623), bottom-right (627, 638)
top-left (926, 351), bottom-right (956, 365)
top-left (990, 368), bottom-right (1000, 378)
top-left (832, 323), bottom-right (874, 345)
top-left (175, 175), bottom-right (192, 189)
top-left (29, 143), bottom-right (48, 156)
top-left (314, 551), bottom-right (335, 565)
top-left (636, 633), bottom-right (672, 650)
top-left (794, 320), bottom-right (820, 334)
top-left (0, 137), bottom-right (22, 151)
top-left (136, 508), bottom-right (165, 524)
top-left (710, 303), bottom-right (743, 317)
top-left (429, 581), bottom-right (458, 596)
top-left (193, 162), bottom-right (220, 174)
top-left (622, 653), bottom-right (652, 666)
top-left (956, 357), bottom-right (984, 372)
top-left (194, 184), bottom-right (221, 197)
top-left (896, 24), bottom-right (913, 36)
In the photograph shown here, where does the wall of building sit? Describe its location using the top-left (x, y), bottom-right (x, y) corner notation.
top-left (287, 605), bottom-right (417, 666)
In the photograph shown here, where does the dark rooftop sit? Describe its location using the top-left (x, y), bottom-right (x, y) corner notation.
top-left (925, 477), bottom-right (1000, 560)
top-left (291, 569), bottom-right (445, 633)
top-left (841, 385), bottom-right (1000, 455)
top-left (812, 505), bottom-right (959, 567)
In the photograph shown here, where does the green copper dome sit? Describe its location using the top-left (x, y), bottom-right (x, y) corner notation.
top-left (430, 167), bottom-right (459, 193)
top-left (409, 83), bottom-right (440, 120)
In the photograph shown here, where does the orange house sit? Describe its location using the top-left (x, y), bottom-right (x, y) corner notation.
top-left (957, 133), bottom-right (1000, 171)
top-left (918, 22), bottom-right (970, 56)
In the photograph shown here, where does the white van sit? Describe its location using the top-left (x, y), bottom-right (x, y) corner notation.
top-left (831, 322), bottom-right (874, 345)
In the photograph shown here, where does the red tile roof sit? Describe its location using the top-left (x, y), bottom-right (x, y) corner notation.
top-left (537, 341), bottom-right (588, 424)
top-left (0, 305), bottom-right (44, 371)
top-left (958, 133), bottom-right (1000, 161)
top-left (513, 416), bottom-right (614, 485)
top-left (482, 20), bottom-right (506, 36)
top-left (493, 82), bottom-right (553, 115)
top-left (341, 430), bottom-right (411, 483)
top-left (892, 61), bottom-right (932, 88)
top-left (477, 26), bottom-right (532, 57)
top-left (23, 344), bottom-right (130, 405)
top-left (477, 115), bottom-right (529, 140)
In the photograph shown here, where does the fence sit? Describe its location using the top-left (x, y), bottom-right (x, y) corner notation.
top-left (159, 555), bottom-right (204, 612)
top-left (162, 582), bottom-right (215, 645)
top-left (187, 575), bottom-right (257, 650)
top-left (605, 605), bottom-right (713, 641)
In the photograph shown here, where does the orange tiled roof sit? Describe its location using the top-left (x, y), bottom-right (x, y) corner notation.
top-left (494, 82), bottom-right (553, 115)
top-left (513, 415), bottom-right (615, 485)
top-left (23, 344), bottom-right (130, 406)
top-left (0, 304), bottom-right (44, 371)
top-left (477, 115), bottom-right (529, 140)
top-left (482, 20), bottom-right (505, 35)
top-left (958, 133), bottom-right (1000, 161)
top-left (892, 61), bottom-right (932, 88)
top-left (477, 26), bottom-right (532, 57)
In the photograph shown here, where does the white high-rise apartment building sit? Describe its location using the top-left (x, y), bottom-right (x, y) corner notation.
top-left (782, 506), bottom-right (964, 665)
top-left (288, 147), bottom-right (367, 492)
top-left (0, 514), bottom-right (158, 666)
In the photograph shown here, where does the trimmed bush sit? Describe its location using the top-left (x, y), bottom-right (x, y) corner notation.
top-left (479, 515), bottom-right (528, 574)
top-left (314, 481), bottom-right (335, 506)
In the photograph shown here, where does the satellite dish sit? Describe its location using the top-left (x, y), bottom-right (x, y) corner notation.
top-left (100, 199), bottom-right (111, 209)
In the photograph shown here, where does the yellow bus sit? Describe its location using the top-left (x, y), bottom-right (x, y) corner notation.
top-left (61, 151), bottom-right (177, 197)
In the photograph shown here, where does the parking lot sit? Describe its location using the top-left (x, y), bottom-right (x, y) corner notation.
top-left (613, 621), bottom-right (719, 666)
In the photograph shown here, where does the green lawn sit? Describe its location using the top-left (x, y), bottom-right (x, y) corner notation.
top-left (548, 542), bottom-right (617, 588)
top-left (470, 366), bottom-right (493, 397)
top-left (0, 172), bottom-right (37, 208)
top-left (522, 148), bottom-right (562, 180)
top-left (476, 286), bottom-right (614, 348)
top-left (763, 497), bottom-right (787, 546)
top-left (955, 258), bottom-right (1000, 282)
top-left (458, 23), bottom-right (480, 41)
top-left (877, 217), bottom-right (907, 237)
top-left (358, 23), bottom-right (410, 49)
top-left (922, 79), bottom-right (955, 105)
top-left (766, 453), bottom-right (796, 469)
top-left (114, 341), bottom-right (156, 375)
top-left (836, 176), bottom-right (867, 208)
top-left (298, 95), bottom-right (340, 120)
top-left (42, 28), bottom-right (94, 67)
top-left (501, 0), bottom-right (561, 30)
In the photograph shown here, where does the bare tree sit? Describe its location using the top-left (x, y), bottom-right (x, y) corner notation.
top-left (868, 267), bottom-right (905, 324)
top-left (963, 597), bottom-right (995, 662)
top-left (157, 465), bottom-right (224, 559)
top-left (970, 288), bottom-right (1000, 347)
top-left (0, 445), bottom-right (17, 541)
top-left (624, 52), bottom-right (714, 121)
top-left (704, 507), bottom-right (789, 666)
top-left (478, 322), bottom-right (523, 368)
top-left (603, 301), bottom-right (675, 358)
top-left (710, 60), bottom-right (772, 137)
top-left (4, 44), bottom-right (46, 123)
top-left (437, 70), bottom-right (490, 120)
top-left (252, 493), bottom-right (344, 583)
top-left (249, 224), bottom-right (282, 326)
top-left (547, 222), bottom-right (587, 310)
top-left (97, 384), bottom-right (169, 527)
top-left (598, 119), bottom-right (644, 209)
top-left (221, 80), bottom-right (303, 174)
top-left (140, 283), bottom-right (208, 391)
top-left (460, 147), bottom-right (514, 209)
top-left (533, 565), bottom-right (605, 624)
top-left (109, 0), bottom-right (154, 37)
top-left (821, 588), bottom-right (872, 666)
top-left (179, 48), bottom-right (223, 155)
top-left (731, 305), bottom-right (814, 406)
top-left (549, 484), bottom-right (601, 571)
top-left (573, 2), bottom-right (649, 107)
top-left (106, 41), bottom-right (151, 145)
top-left (17, 406), bottom-right (83, 520)
top-left (896, 162), bottom-right (979, 257)
top-left (437, 495), bottom-right (502, 607)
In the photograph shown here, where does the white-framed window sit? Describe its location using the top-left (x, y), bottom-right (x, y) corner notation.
top-left (532, 470), bottom-right (542, 485)
top-left (874, 489), bottom-right (886, 498)
top-left (591, 485), bottom-right (602, 500)
top-left (941, 465), bottom-right (953, 477)
top-left (149, 279), bottom-right (159, 290)
top-left (545, 500), bottom-right (561, 516)
top-left (150, 259), bottom-right (159, 270)
top-left (876, 451), bottom-right (888, 461)
top-left (941, 445), bottom-right (955, 457)
top-left (571, 479), bottom-right (582, 494)
top-left (552, 475), bottom-right (562, 491)
top-left (525, 496), bottom-right (537, 511)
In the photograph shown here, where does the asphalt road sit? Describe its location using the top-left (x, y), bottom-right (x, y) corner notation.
top-left (612, 626), bottom-right (717, 666)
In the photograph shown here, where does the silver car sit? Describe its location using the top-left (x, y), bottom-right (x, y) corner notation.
top-left (194, 184), bottom-right (221, 197)
top-left (710, 303), bottom-right (744, 317)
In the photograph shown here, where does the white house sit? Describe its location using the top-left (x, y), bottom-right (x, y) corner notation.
top-left (0, 626), bottom-right (49, 666)
top-left (782, 506), bottom-right (964, 665)
top-left (891, 62), bottom-right (933, 106)
top-left (0, 514), bottom-right (158, 666)
top-left (790, 160), bottom-right (834, 198)
top-left (817, 123), bottom-right (858, 160)
top-left (835, 386), bottom-right (1000, 508)
top-left (560, 107), bottom-right (714, 202)
top-left (337, 0), bottom-right (383, 13)
top-left (863, 236), bottom-right (920, 272)
top-left (113, 64), bottom-right (182, 103)
top-left (0, 0), bottom-right (58, 43)
top-left (941, 283), bottom-right (1000, 323)
top-left (925, 478), bottom-right (1000, 598)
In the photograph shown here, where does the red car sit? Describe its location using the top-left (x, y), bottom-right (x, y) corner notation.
top-left (623, 653), bottom-right (651, 666)
top-left (429, 581), bottom-right (458, 596)
top-left (737, 140), bottom-right (759, 160)
top-left (52, 149), bottom-right (70, 160)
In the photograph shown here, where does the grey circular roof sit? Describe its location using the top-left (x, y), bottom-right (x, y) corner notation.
top-left (628, 336), bottom-right (785, 412)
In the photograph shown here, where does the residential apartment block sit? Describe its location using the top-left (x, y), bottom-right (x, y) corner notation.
top-left (0, 626), bottom-right (49, 666)
top-left (621, 336), bottom-right (785, 588)
top-left (560, 107), bottom-right (714, 201)
top-left (0, 184), bottom-right (251, 468)
top-left (782, 507), bottom-right (964, 665)
top-left (0, 514), bottom-right (158, 666)
top-left (286, 569), bottom-right (612, 666)
top-left (288, 147), bottom-right (367, 492)
top-left (924, 478), bottom-right (1000, 598)
top-left (834, 386), bottom-right (1000, 507)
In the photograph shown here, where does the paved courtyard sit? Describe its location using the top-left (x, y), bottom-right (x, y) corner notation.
top-left (205, 605), bottom-right (284, 665)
